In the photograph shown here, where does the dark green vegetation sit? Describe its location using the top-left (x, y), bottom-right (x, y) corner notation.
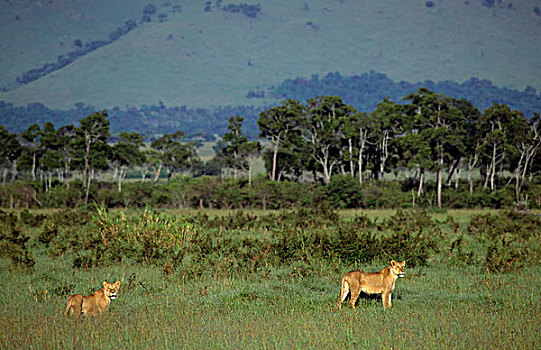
top-left (2, 88), bottom-right (541, 211)
top-left (2, 72), bottom-right (541, 139)
top-left (0, 208), bottom-right (539, 348)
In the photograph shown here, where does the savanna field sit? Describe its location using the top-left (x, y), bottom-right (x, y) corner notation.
top-left (0, 207), bottom-right (540, 349)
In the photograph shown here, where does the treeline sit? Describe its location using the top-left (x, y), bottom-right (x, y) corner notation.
top-left (260, 71), bottom-right (541, 118)
top-left (7, 1), bottom-right (262, 91)
top-left (1, 88), bottom-right (541, 209)
top-left (7, 4), bottom-right (165, 89)
top-left (0, 101), bottom-right (260, 140)
top-left (4, 73), bottom-right (541, 140)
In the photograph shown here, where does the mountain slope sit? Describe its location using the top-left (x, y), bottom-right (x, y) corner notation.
top-left (1, 0), bottom-right (540, 110)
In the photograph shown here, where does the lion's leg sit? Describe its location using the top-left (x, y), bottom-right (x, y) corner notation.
top-left (349, 284), bottom-right (361, 309)
top-left (65, 295), bottom-right (82, 317)
top-left (382, 292), bottom-right (391, 309)
top-left (337, 279), bottom-right (350, 310)
top-left (64, 301), bottom-right (73, 316)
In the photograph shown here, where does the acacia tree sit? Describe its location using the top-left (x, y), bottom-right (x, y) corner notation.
top-left (367, 97), bottom-right (403, 180)
top-left (222, 116), bottom-right (261, 179)
top-left (18, 124), bottom-right (42, 180)
top-left (77, 110), bottom-right (110, 189)
top-left (75, 110), bottom-right (110, 204)
top-left (340, 110), bottom-right (363, 181)
top-left (40, 122), bottom-right (63, 191)
top-left (478, 103), bottom-right (517, 191)
top-left (151, 131), bottom-right (201, 183)
top-left (403, 89), bottom-right (465, 207)
top-left (0, 125), bottom-right (21, 185)
top-left (257, 99), bottom-right (304, 181)
top-left (56, 125), bottom-right (76, 185)
top-left (508, 113), bottom-right (541, 203)
top-left (457, 99), bottom-right (482, 194)
top-left (304, 96), bottom-right (354, 185)
top-left (111, 132), bottom-right (145, 192)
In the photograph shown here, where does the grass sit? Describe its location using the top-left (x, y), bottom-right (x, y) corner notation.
top-left (1, 264), bottom-right (539, 349)
top-left (1, 0), bottom-right (540, 109)
top-left (0, 209), bottom-right (540, 349)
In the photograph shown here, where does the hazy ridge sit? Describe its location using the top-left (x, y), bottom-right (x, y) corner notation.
top-left (1, 0), bottom-right (540, 135)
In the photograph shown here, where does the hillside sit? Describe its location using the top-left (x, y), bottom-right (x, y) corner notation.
top-left (1, 0), bottom-right (541, 111)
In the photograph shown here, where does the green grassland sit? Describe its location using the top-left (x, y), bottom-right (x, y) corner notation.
top-left (0, 208), bottom-right (539, 349)
top-left (1, 0), bottom-right (540, 109)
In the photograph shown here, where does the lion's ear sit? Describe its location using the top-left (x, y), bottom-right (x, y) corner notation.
top-left (401, 260), bottom-right (406, 266)
top-left (116, 281), bottom-right (121, 286)
top-left (103, 281), bottom-right (107, 287)
top-left (391, 260), bottom-right (396, 266)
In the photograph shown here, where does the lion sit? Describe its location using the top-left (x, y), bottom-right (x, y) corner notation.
top-left (64, 280), bottom-right (121, 316)
top-left (337, 260), bottom-right (405, 310)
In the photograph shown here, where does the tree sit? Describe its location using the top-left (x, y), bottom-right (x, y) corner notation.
top-left (111, 132), bottom-right (145, 192)
top-left (77, 110), bottom-right (110, 189)
top-left (403, 88), bottom-right (465, 207)
top-left (457, 99), bottom-right (482, 194)
top-left (151, 131), bottom-right (201, 183)
top-left (478, 103), bottom-right (516, 191)
top-left (304, 96), bottom-right (354, 185)
top-left (258, 99), bottom-right (304, 181)
top-left (261, 131), bottom-right (308, 181)
top-left (367, 97), bottom-right (403, 180)
top-left (222, 116), bottom-right (261, 179)
top-left (340, 110), bottom-right (368, 184)
top-left (0, 125), bottom-right (21, 185)
top-left (56, 125), bottom-right (77, 185)
top-left (18, 124), bottom-right (42, 180)
top-left (76, 110), bottom-right (110, 204)
top-left (40, 122), bottom-right (64, 192)
top-left (508, 113), bottom-right (541, 204)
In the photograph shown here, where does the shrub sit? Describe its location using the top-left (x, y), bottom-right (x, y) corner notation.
top-left (324, 175), bottom-right (363, 208)
top-left (467, 210), bottom-right (541, 272)
top-left (0, 213), bottom-right (35, 267)
top-left (379, 209), bottom-right (442, 267)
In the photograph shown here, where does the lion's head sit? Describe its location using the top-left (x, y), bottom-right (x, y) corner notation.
top-left (391, 260), bottom-right (405, 278)
top-left (103, 280), bottom-right (121, 300)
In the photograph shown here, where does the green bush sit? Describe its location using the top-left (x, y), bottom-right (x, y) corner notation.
top-left (467, 210), bottom-right (541, 272)
top-left (379, 209), bottom-right (442, 267)
top-left (0, 213), bottom-right (35, 267)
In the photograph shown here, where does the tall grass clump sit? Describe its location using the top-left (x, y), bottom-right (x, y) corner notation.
top-left (83, 206), bottom-right (197, 268)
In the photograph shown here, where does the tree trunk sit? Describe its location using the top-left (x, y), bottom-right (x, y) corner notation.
top-left (490, 142), bottom-right (496, 191)
top-left (83, 136), bottom-right (91, 188)
top-left (357, 129), bottom-right (367, 185)
top-left (2, 166), bottom-right (7, 186)
top-left (153, 164), bottom-right (162, 186)
top-left (31, 152), bottom-right (36, 181)
top-left (455, 165), bottom-right (461, 190)
top-left (348, 138), bottom-right (354, 178)
top-left (271, 137), bottom-right (280, 181)
top-left (417, 168), bottom-right (425, 197)
top-left (118, 167), bottom-right (124, 193)
top-left (437, 166), bottom-right (442, 208)
top-left (84, 168), bottom-right (93, 205)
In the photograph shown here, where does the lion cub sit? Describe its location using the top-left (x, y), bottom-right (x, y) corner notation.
top-left (64, 280), bottom-right (121, 316)
top-left (337, 260), bottom-right (405, 310)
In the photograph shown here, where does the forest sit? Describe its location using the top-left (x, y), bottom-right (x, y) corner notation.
top-left (1, 87), bottom-right (540, 210)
